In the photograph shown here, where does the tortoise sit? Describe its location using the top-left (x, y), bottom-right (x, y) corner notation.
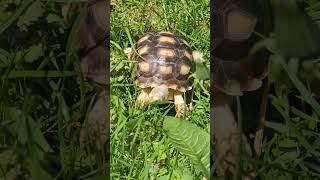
top-left (212, 0), bottom-right (269, 96)
top-left (211, 0), bottom-right (271, 178)
top-left (125, 31), bottom-right (204, 117)
top-left (63, 0), bottom-right (109, 156)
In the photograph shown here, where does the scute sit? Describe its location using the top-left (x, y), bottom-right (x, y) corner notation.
top-left (134, 32), bottom-right (194, 92)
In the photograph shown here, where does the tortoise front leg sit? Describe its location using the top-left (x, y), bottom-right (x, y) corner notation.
top-left (136, 88), bottom-right (151, 108)
top-left (123, 47), bottom-right (133, 60)
top-left (174, 92), bottom-right (187, 117)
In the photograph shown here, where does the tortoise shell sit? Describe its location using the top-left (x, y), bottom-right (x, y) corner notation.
top-left (212, 0), bottom-right (270, 95)
top-left (134, 32), bottom-right (194, 92)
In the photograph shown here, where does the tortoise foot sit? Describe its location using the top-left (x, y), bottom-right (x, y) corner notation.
top-left (136, 88), bottom-right (151, 108)
top-left (174, 92), bottom-right (187, 117)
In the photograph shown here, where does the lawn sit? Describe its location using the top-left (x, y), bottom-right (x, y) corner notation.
top-left (1, 0), bottom-right (109, 179)
top-left (210, 0), bottom-right (320, 178)
top-left (110, 0), bottom-right (210, 179)
top-left (2, 0), bottom-right (319, 179)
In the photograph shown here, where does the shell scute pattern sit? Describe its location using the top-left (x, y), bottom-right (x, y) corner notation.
top-left (135, 32), bottom-right (194, 92)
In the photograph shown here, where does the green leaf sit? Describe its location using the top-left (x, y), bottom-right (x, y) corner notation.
top-left (0, 149), bottom-right (20, 180)
top-left (272, 0), bottom-right (320, 57)
top-left (0, 0), bottom-right (33, 35)
top-left (46, 13), bottom-right (62, 24)
top-left (16, 110), bottom-right (28, 144)
top-left (25, 43), bottom-right (44, 63)
top-left (17, 0), bottom-right (44, 31)
top-left (195, 63), bottom-right (209, 80)
top-left (158, 175), bottom-right (170, 180)
top-left (163, 116), bottom-right (210, 178)
top-left (65, 6), bottom-right (86, 64)
top-left (265, 121), bottom-right (287, 134)
top-left (5, 70), bottom-right (76, 78)
top-left (181, 168), bottom-right (193, 180)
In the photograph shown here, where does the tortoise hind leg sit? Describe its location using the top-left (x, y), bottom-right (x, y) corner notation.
top-left (174, 91), bottom-right (187, 117)
top-left (136, 88), bottom-right (151, 108)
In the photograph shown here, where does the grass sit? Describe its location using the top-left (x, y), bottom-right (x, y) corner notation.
top-left (211, 0), bottom-right (320, 178)
top-left (1, 0), bottom-right (319, 179)
top-left (110, 0), bottom-right (210, 179)
top-left (1, 1), bottom-right (108, 179)
top-left (242, 1), bottom-right (320, 178)
top-left (256, 54), bottom-right (320, 178)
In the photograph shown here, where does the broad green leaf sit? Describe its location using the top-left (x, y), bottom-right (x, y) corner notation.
top-left (195, 63), bottom-right (209, 80)
top-left (158, 175), bottom-right (170, 180)
top-left (272, 0), bottom-right (320, 57)
top-left (66, 7), bottom-right (86, 55)
top-left (16, 109), bottom-right (28, 144)
top-left (0, 0), bottom-right (32, 35)
top-left (181, 168), bottom-right (193, 180)
top-left (17, 0), bottom-right (44, 31)
top-left (25, 43), bottom-right (43, 63)
top-left (0, 149), bottom-right (21, 180)
top-left (46, 13), bottom-right (62, 24)
top-left (163, 116), bottom-right (210, 178)
top-left (5, 70), bottom-right (76, 78)
top-left (265, 121), bottom-right (287, 134)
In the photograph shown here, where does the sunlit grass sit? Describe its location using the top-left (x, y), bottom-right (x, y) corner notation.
top-left (110, 0), bottom-right (210, 179)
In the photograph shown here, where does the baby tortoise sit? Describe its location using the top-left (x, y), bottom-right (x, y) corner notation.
top-left (63, 0), bottom-right (109, 156)
top-left (211, 0), bottom-right (271, 178)
top-left (125, 31), bottom-right (204, 117)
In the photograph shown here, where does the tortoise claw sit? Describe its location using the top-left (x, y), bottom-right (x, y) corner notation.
top-left (124, 48), bottom-right (133, 60)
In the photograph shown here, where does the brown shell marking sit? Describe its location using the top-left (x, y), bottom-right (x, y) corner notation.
top-left (181, 39), bottom-right (192, 48)
top-left (137, 34), bottom-right (151, 44)
top-left (138, 45), bottom-right (150, 55)
top-left (184, 50), bottom-right (192, 61)
top-left (159, 31), bottom-right (175, 35)
top-left (213, 58), bottom-right (267, 96)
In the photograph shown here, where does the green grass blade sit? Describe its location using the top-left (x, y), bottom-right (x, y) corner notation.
top-left (0, 0), bottom-right (33, 35)
top-left (277, 55), bottom-right (320, 116)
top-left (3, 70), bottom-right (76, 78)
top-left (65, 6), bottom-right (87, 65)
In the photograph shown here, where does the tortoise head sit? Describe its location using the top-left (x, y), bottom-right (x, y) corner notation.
top-left (223, 4), bottom-right (257, 42)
